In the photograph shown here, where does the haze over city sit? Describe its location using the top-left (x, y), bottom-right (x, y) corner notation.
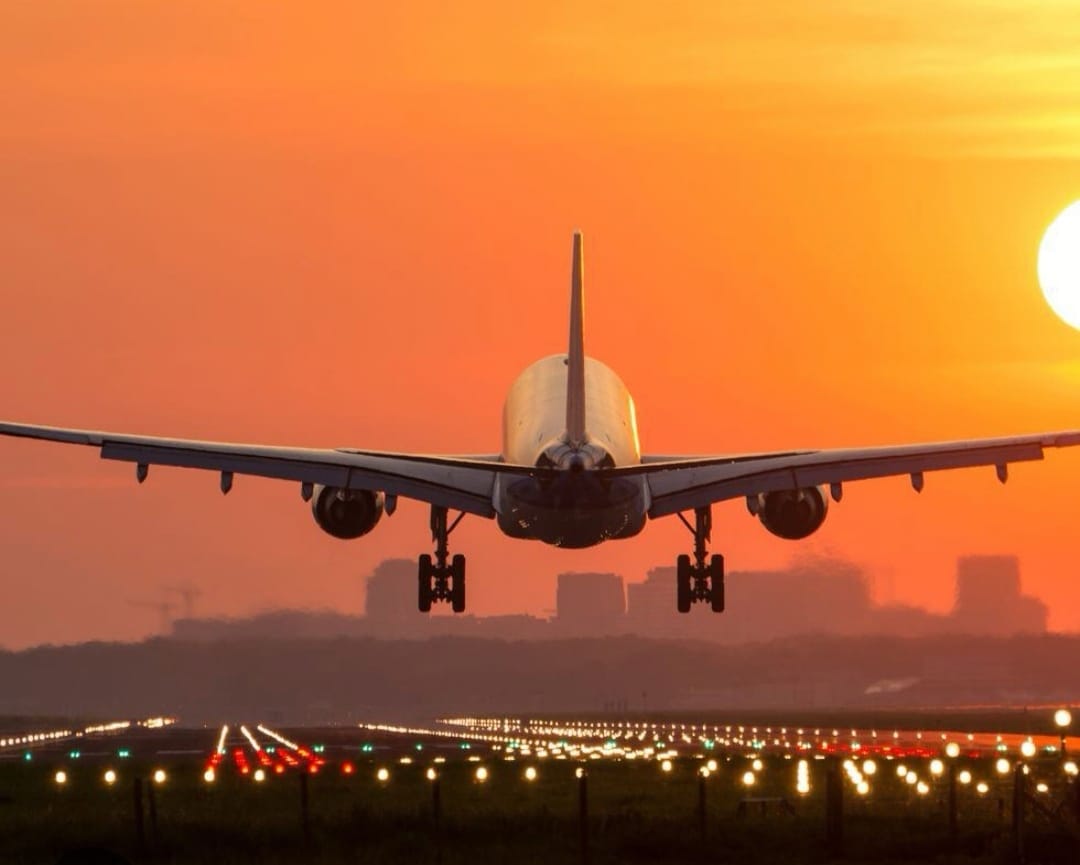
top-left (5, 2), bottom-right (1080, 648)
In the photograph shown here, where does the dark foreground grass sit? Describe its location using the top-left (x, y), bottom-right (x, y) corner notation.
top-left (1, 757), bottom-right (1077, 864)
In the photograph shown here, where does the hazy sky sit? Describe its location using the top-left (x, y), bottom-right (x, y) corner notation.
top-left (4, 1), bottom-right (1080, 646)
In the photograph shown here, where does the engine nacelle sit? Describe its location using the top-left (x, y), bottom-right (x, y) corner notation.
top-left (754, 486), bottom-right (829, 540)
top-left (311, 485), bottom-right (384, 540)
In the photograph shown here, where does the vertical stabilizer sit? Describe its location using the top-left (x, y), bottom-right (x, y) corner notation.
top-left (566, 232), bottom-right (586, 448)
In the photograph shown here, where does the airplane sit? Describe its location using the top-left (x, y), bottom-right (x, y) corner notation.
top-left (3, 232), bottom-right (1080, 615)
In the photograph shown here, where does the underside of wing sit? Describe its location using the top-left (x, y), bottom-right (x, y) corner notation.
top-left (627, 431), bottom-right (1080, 517)
top-left (0, 422), bottom-right (545, 517)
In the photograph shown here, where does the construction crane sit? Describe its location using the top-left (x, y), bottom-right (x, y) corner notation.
top-left (128, 599), bottom-right (177, 636)
top-left (165, 583), bottom-right (203, 620)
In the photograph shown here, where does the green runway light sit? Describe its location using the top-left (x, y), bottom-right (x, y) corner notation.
top-left (414, 743), bottom-right (423, 751)
top-left (460, 742), bottom-right (471, 750)
top-left (118, 749), bottom-right (130, 758)
top-left (266, 746), bottom-right (276, 754)
top-left (360, 743), bottom-right (374, 753)
top-left (68, 751), bottom-right (81, 759)
top-left (703, 739), bottom-right (715, 750)
top-left (23, 752), bottom-right (32, 761)
top-left (313, 745), bottom-right (325, 753)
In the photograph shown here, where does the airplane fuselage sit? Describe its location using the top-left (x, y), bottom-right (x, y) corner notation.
top-left (494, 354), bottom-right (649, 547)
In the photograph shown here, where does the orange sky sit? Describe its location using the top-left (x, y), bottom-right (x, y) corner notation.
top-left (3, 1), bottom-right (1080, 646)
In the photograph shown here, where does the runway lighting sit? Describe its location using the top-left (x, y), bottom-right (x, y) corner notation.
top-left (862, 759), bottom-right (877, 776)
top-left (253, 769), bottom-right (266, 783)
top-left (945, 742), bottom-right (960, 758)
top-left (996, 758), bottom-right (1011, 775)
top-left (706, 759), bottom-right (718, 773)
top-left (376, 768), bottom-right (390, 783)
top-left (1055, 709), bottom-right (1072, 729)
top-left (426, 768), bottom-right (437, 781)
top-left (699, 766), bottom-right (710, 778)
top-left (203, 768), bottom-right (216, 783)
top-left (930, 759), bottom-right (944, 777)
top-left (1064, 761), bottom-right (1078, 776)
top-left (1036, 782), bottom-right (1049, 794)
top-left (856, 781), bottom-right (869, 796)
top-left (341, 762), bottom-right (355, 775)
top-left (752, 758), bottom-right (763, 771)
top-left (959, 770), bottom-right (972, 785)
top-left (916, 781), bottom-right (929, 796)
top-left (54, 770), bottom-right (67, 786)
top-left (905, 773), bottom-right (918, 786)
top-left (152, 769), bottom-right (166, 785)
top-left (742, 771), bottom-right (755, 787)
top-left (475, 766), bottom-right (489, 782)
top-left (103, 770), bottom-right (117, 786)
top-left (896, 764), bottom-right (908, 778)
top-left (1021, 740), bottom-right (1037, 759)
top-left (660, 759), bottom-right (673, 773)
top-left (574, 767), bottom-right (585, 779)
top-left (976, 782), bottom-right (990, 795)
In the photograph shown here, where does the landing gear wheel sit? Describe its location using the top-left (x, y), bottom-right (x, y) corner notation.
top-left (709, 554), bottom-right (725, 613)
top-left (676, 554), bottom-right (692, 613)
top-left (450, 554), bottom-right (466, 613)
top-left (418, 554), bottom-right (433, 613)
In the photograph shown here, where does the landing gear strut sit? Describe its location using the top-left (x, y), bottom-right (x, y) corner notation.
top-left (675, 505), bottom-right (724, 613)
top-left (418, 506), bottom-right (467, 613)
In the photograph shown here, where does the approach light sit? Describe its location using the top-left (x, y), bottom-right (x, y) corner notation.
top-left (1064, 761), bottom-right (1078, 776)
top-left (426, 768), bottom-right (437, 781)
top-left (1055, 709), bottom-right (1072, 729)
top-left (959, 770), bottom-right (972, 785)
top-left (930, 759), bottom-right (944, 777)
top-left (1021, 740), bottom-right (1037, 759)
top-left (976, 781), bottom-right (990, 795)
top-left (916, 781), bottom-right (929, 796)
top-left (660, 759), bottom-right (673, 773)
top-left (152, 769), bottom-right (166, 785)
top-left (752, 758), bottom-right (763, 771)
top-left (945, 742), bottom-right (960, 759)
top-left (706, 759), bottom-right (718, 772)
top-left (1036, 782), bottom-right (1049, 794)
top-left (896, 765), bottom-right (908, 778)
top-left (862, 760), bottom-right (876, 776)
top-left (699, 766), bottom-right (710, 778)
top-left (996, 758), bottom-right (1012, 775)
top-left (103, 770), bottom-right (117, 786)
top-left (856, 781), bottom-right (869, 796)
top-left (376, 768), bottom-right (390, 783)
top-left (54, 770), bottom-right (68, 786)
top-left (203, 768), bottom-right (216, 783)
top-left (905, 773), bottom-right (917, 786)
top-left (524, 766), bottom-right (537, 782)
top-left (253, 769), bottom-right (266, 783)
top-left (742, 771), bottom-right (755, 787)
top-left (475, 766), bottom-right (489, 782)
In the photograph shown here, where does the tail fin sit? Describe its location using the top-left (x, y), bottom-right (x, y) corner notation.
top-left (566, 231), bottom-right (586, 448)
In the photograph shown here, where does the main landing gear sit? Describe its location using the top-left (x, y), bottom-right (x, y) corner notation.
top-left (419, 506), bottom-right (467, 613)
top-left (675, 505), bottom-right (724, 614)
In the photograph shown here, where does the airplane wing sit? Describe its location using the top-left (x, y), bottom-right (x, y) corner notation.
top-left (627, 431), bottom-right (1080, 517)
top-left (0, 422), bottom-right (541, 518)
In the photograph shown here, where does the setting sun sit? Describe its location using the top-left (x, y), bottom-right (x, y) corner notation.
top-left (1038, 201), bottom-right (1080, 330)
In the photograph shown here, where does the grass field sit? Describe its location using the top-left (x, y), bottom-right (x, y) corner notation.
top-left (1, 753), bottom-right (1078, 865)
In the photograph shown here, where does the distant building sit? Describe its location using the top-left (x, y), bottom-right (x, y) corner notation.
top-left (555, 572), bottom-right (626, 634)
top-left (950, 555), bottom-right (1046, 635)
top-left (626, 567), bottom-right (686, 639)
top-left (365, 559), bottom-right (418, 622)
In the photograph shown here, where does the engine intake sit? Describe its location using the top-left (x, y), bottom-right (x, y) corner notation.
top-left (754, 486), bottom-right (828, 540)
top-left (311, 485), bottom-right (384, 539)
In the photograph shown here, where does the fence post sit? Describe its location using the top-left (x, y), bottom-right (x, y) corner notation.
top-left (947, 762), bottom-right (957, 844)
top-left (825, 760), bottom-right (843, 858)
top-left (299, 770), bottom-right (310, 843)
top-left (132, 777), bottom-right (145, 851)
top-left (698, 771), bottom-right (707, 842)
top-left (1011, 763), bottom-right (1024, 863)
top-left (578, 768), bottom-right (589, 865)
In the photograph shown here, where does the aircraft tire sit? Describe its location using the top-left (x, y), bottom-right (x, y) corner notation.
top-left (709, 554), bottom-right (725, 613)
top-left (676, 554), bottom-right (692, 613)
top-left (450, 554), bottom-right (466, 613)
top-left (418, 554), bottom-right (433, 613)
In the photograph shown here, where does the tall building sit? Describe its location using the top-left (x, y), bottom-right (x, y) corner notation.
top-left (555, 572), bottom-right (626, 635)
top-left (951, 555), bottom-right (1046, 635)
top-left (364, 558), bottom-right (417, 622)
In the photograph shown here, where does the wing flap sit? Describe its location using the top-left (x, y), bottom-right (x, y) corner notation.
top-left (636, 433), bottom-right (1080, 518)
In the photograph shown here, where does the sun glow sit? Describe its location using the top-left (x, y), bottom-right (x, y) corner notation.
top-left (1038, 201), bottom-right (1080, 329)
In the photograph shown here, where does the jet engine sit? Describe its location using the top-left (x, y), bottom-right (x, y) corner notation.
top-left (311, 485), bottom-right (385, 539)
top-left (753, 486), bottom-right (829, 540)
